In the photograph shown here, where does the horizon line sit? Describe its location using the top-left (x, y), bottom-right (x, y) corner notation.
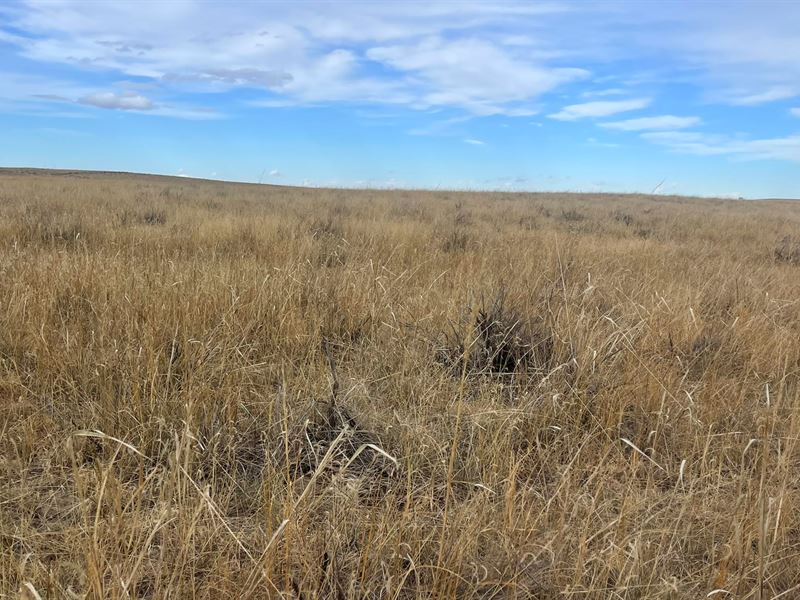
top-left (0, 166), bottom-right (796, 202)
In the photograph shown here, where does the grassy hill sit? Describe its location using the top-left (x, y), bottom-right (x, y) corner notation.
top-left (3, 169), bottom-right (800, 598)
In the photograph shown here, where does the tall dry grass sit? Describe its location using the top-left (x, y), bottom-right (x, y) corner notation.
top-left (2, 169), bottom-right (800, 598)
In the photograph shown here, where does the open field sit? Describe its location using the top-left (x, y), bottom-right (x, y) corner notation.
top-left (3, 169), bottom-right (800, 598)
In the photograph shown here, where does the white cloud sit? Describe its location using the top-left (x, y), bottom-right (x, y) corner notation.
top-left (556, 4), bottom-right (800, 107)
top-left (0, 71), bottom-right (94, 103)
top-left (464, 138), bottom-right (485, 145)
top-left (79, 91), bottom-right (155, 110)
top-left (642, 131), bottom-right (739, 156)
top-left (282, 49), bottom-right (411, 105)
top-left (791, 108), bottom-right (800, 117)
top-left (586, 137), bottom-right (620, 148)
top-left (0, 1), bottom-right (586, 116)
top-left (548, 98), bottom-right (651, 120)
top-left (673, 12), bottom-right (800, 105)
top-left (162, 68), bottom-right (292, 89)
top-left (643, 130), bottom-right (800, 162)
top-left (0, 70), bottom-right (221, 119)
top-left (408, 115), bottom-right (473, 137)
top-left (600, 115), bottom-right (701, 131)
top-left (582, 88), bottom-right (626, 98)
top-left (269, 169), bottom-right (281, 177)
top-left (726, 87), bottom-right (798, 106)
top-left (3, 0), bottom-right (800, 126)
top-left (367, 36), bottom-right (587, 115)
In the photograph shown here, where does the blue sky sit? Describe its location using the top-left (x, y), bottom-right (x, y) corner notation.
top-left (1, 1), bottom-right (799, 198)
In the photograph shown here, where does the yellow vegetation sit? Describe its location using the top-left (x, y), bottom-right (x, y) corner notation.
top-left (2, 169), bottom-right (800, 598)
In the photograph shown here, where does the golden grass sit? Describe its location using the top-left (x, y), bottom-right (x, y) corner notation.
top-left (2, 168), bottom-right (800, 598)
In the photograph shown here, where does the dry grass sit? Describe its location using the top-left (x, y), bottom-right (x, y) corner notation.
top-left (2, 168), bottom-right (800, 598)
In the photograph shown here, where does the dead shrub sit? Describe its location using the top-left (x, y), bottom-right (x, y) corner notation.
top-left (310, 214), bottom-right (348, 266)
top-left (441, 228), bottom-right (471, 253)
top-left (670, 324), bottom-right (744, 380)
top-left (774, 235), bottom-right (800, 264)
top-left (321, 313), bottom-right (372, 350)
top-left (453, 201), bottom-right (472, 227)
top-left (440, 203), bottom-right (474, 252)
top-left (287, 399), bottom-right (398, 504)
top-left (437, 290), bottom-right (554, 378)
top-left (310, 215), bottom-right (344, 240)
top-left (560, 209), bottom-right (585, 223)
top-left (314, 237), bottom-right (348, 267)
top-left (283, 342), bottom-right (399, 503)
top-left (518, 215), bottom-right (538, 230)
top-left (611, 210), bottom-right (634, 226)
top-left (142, 209), bottom-right (167, 225)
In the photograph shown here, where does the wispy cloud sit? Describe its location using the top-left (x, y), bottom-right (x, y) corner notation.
top-left (408, 115), bottom-right (473, 137)
top-left (3, 0), bottom-right (800, 120)
top-left (4, 1), bottom-right (800, 121)
top-left (600, 115), bottom-right (701, 131)
top-left (0, 2), bottom-right (587, 116)
top-left (162, 68), bottom-right (293, 89)
top-left (464, 138), bottom-right (485, 145)
top-left (582, 88), bottom-right (626, 98)
top-left (367, 37), bottom-right (587, 115)
top-left (38, 126), bottom-right (93, 137)
top-left (548, 98), bottom-right (651, 121)
top-left (643, 130), bottom-right (800, 162)
top-left (79, 91), bottom-right (155, 111)
top-left (74, 92), bottom-right (220, 119)
top-left (726, 87), bottom-right (798, 106)
top-left (791, 108), bottom-right (800, 117)
top-left (641, 131), bottom-right (737, 156)
top-left (1, 70), bottom-right (220, 119)
top-left (586, 137), bottom-right (620, 148)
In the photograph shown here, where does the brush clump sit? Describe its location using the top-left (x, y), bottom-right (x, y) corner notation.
top-left (437, 290), bottom-right (554, 379)
top-left (774, 234), bottom-right (800, 264)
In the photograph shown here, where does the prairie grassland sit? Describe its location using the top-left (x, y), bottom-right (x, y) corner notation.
top-left (3, 169), bottom-right (800, 599)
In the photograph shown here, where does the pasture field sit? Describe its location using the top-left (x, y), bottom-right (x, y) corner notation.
top-left (3, 169), bottom-right (800, 598)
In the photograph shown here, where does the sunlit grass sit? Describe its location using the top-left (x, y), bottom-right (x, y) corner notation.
top-left (2, 169), bottom-right (800, 598)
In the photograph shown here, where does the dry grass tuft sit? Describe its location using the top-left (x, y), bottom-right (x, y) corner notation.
top-left (774, 234), bottom-right (800, 264)
top-left (437, 290), bottom-right (553, 378)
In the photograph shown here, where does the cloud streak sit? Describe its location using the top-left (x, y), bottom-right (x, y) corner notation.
top-left (79, 91), bottom-right (155, 111)
top-left (726, 87), bottom-right (798, 106)
top-left (162, 68), bottom-right (293, 89)
top-left (600, 115), bottom-right (701, 131)
top-left (548, 98), bottom-right (651, 121)
top-left (643, 130), bottom-right (800, 163)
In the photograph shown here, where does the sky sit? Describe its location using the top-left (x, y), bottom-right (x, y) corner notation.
top-left (1, 1), bottom-right (799, 199)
